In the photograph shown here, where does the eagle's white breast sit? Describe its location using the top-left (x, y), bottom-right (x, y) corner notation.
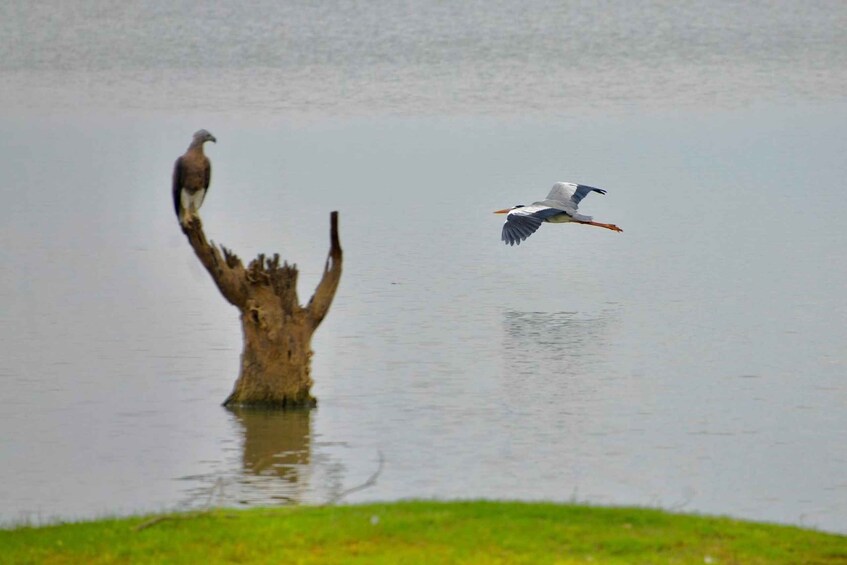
top-left (181, 188), bottom-right (206, 213)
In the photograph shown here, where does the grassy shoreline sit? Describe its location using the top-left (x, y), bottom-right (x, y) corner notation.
top-left (3, 501), bottom-right (846, 564)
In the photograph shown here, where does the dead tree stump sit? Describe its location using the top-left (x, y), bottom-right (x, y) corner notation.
top-left (180, 213), bottom-right (342, 408)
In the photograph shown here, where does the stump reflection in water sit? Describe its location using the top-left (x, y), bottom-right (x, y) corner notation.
top-left (229, 407), bottom-right (312, 504)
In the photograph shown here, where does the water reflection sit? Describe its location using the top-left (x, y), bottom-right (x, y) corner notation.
top-left (232, 407), bottom-right (312, 497)
top-left (500, 309), bottom-right (622, 418)
top-left (178, 408), bottom-right (325, 509)
top-left (502, 309), bottom-right (619, 376)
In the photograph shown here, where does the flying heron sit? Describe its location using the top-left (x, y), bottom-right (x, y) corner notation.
top-left (495, 182), bottom-right (623, 246)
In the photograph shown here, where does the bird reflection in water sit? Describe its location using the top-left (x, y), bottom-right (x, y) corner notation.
top-left (501, 309), bottom-right (620, 409)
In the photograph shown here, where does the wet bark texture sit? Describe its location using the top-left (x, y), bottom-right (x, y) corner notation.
top-left (180, 213), bottom-right (342, 408)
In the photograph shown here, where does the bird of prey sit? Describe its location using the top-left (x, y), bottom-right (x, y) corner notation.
top-left (172, 129), bottom-right (216, 226)
top-left (495, 182), bottom-right (623, 246)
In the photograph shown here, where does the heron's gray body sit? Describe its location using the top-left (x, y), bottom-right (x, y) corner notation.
top-left (500, 182), bottom-right (609, 246)
top-left (542, 212), bottom-right (585, 224)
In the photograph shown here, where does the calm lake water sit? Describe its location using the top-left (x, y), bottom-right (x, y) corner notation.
top-left (2, 1), bottom-right (847, 534)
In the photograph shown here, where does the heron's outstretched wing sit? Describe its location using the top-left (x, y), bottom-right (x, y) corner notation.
top-left (501, 205), bottom-right (562, 246)
top-left (172, 156), bottom-right (185, 218)
top-left (545, 182), bottom-right (607, 208)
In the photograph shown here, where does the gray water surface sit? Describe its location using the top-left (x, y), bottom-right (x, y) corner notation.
top-left (1, 1), bottom-right (846, 534)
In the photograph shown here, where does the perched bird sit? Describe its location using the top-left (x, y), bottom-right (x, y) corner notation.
top-left (172, 129), bottom-right (216, 226)
top-left (495, 182), bottom-right (622, 246)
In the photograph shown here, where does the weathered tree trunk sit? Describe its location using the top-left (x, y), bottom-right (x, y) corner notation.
top-left (180, 213), bottom-right (342, 408)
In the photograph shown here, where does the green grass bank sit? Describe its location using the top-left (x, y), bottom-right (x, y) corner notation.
top-left (3, 501), bottom-right (845, 564)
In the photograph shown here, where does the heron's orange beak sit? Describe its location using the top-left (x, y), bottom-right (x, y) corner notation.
top-left (493, 208), bottom-right (512, 214)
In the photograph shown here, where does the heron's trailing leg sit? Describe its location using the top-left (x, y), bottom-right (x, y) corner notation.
top-left (578, 220), bottom-right (623, 233)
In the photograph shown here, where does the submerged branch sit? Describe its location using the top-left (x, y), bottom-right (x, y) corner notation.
top-left (324, 450), bottom-right (384, 506)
